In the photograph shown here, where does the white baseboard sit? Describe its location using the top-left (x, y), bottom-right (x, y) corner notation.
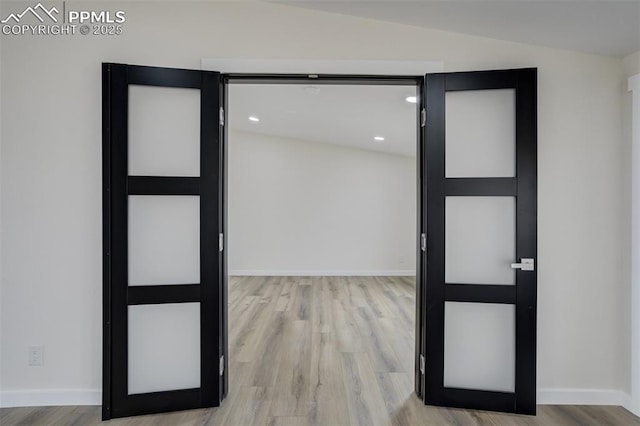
top-left (623, 395), bottom-right (640, 417)
top-left (537, 389), bottom-right (631, 406)
top-left (0, 389), bottom-right (101, 408)
top-left (228, 270), bottom-right (415, 277)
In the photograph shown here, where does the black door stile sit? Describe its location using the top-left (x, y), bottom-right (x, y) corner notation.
top-left (102, 63), bottom-right (226, 419)
top-left (415, 77), bottom-right (426, 399)
top-left (424, 72), bottom-right (447, 410)
top-left (421, 68), bottom-right (537, 415)
top-left (101, 62), bottom-right (113, 422)
top-left (220, 76), bottom-right (229, 400)
top-left (199, 65), bottom-right (221, 409)
top-left (514, 68), bottom-right (538, 415)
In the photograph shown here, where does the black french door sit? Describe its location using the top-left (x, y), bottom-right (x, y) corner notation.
top-left (101, 63), bottom-right (535, 419)
top-left (102, 63), bottom-right (227, 419)
top-left (418, 68), bottom-right (537, 414)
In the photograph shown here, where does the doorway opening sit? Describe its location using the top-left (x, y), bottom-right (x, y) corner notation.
top-left (223, 77), bottom-right (422, 423)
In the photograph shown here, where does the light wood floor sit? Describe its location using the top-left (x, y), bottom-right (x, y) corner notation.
top-left (2, 276), bottom-right (639, 425)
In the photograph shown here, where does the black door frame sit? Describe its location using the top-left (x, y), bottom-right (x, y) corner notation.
top-left (102, 63), bottom-right (226, 419)
top-left (223, 73), bottom-right (427, 400)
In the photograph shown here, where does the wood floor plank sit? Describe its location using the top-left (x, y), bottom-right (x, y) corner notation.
top-left (269, 319), bottom-right (312, 417)
top-left (268, 415), bottom-right (311, 426)
top-left (217, 386), bottom-right (271, 426)
top-left (387, 372), bottom-right (433, 426)
top-left (234, 303), bottom-right (276, 363)
top-left (310, 277), bottom-right (332, 333)
top-left (376, 372), bottom-right (411, 425)
top-left (378, 317), bottom-right (414, 374)
top-left (331, 298), bottom-right (365, 353)
top-left (308, 332), bottom-right (351, 426)
top-left (341, 352), bottom-right (391, 426)
top-left (2, 276), bottom-right (639, 426)
top-left (356, 276), bottom-right (395, 319)
top-left (352, 306), bottom-right (404, 373)
top-left (274, 277), bottom-right (295, 312)
top-left (247, 310), bottom-right (286, 388)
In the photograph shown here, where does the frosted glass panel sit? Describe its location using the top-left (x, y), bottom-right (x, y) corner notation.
top-left (128, 195), bottom-right (200, 286)
top-left (444, 302), bottom-right (515, 392)
top-left (446, 89), bottom-right (515, 177)
top-left (128, 303), bottom-right (200, 394)
top-left (129, 85), bottom-right (200, 176)
top-left (446, 197), bottom-right (515, 285)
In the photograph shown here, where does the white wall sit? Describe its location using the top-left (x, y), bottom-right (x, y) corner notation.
top-left (627, 73), bottom-right (640, 416)
top-left (623, 50), bottom-right (640, 407)
top-left (0, 1), bottom-right (628, 406)
top-left (624, 51), bottom-right (640, 78)
top-left (228, 130), bottom-right (416, 276)
top-left (0, 11), bottom-right (4, 405)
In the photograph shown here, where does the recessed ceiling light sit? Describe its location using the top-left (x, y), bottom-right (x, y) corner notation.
top-left (248, 116), bottom-right (260, 122)
top-left (405, 96), bottom-right (417, 104)
top-left (374, 136), bottom-right (385, 141)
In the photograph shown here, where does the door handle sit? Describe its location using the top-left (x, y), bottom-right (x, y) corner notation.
top-left (511, 258), bottom-right (534, 271)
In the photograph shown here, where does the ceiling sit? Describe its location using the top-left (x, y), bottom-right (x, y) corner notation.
top-left (228, 84), bottom-right (418, 157)
top-left (274, 0), bottom-right (640, 57)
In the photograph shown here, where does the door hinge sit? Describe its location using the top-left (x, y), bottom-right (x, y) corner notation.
top-left (420, 354), bottom-right (425, 374)
top-left (219, 107), bottom-right (225, 126)
top-left (421, 108), bottom-right (426, 127)
top-left (420, 233), bottom-right (426, 252)
top-left (220, 355), bottom-right (224, 376)
top-left (219, 233), bottom-right (224, 252)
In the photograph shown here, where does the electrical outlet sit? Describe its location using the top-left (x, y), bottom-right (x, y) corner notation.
top-left (28, 345), bottom-right (44, 366)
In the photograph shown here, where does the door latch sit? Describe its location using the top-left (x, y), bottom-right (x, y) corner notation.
top-left (511, 258), bottom-right (534, 271)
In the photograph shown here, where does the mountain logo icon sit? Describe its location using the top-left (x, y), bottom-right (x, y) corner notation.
top-left (1, 3), bottom-right (59, 24)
